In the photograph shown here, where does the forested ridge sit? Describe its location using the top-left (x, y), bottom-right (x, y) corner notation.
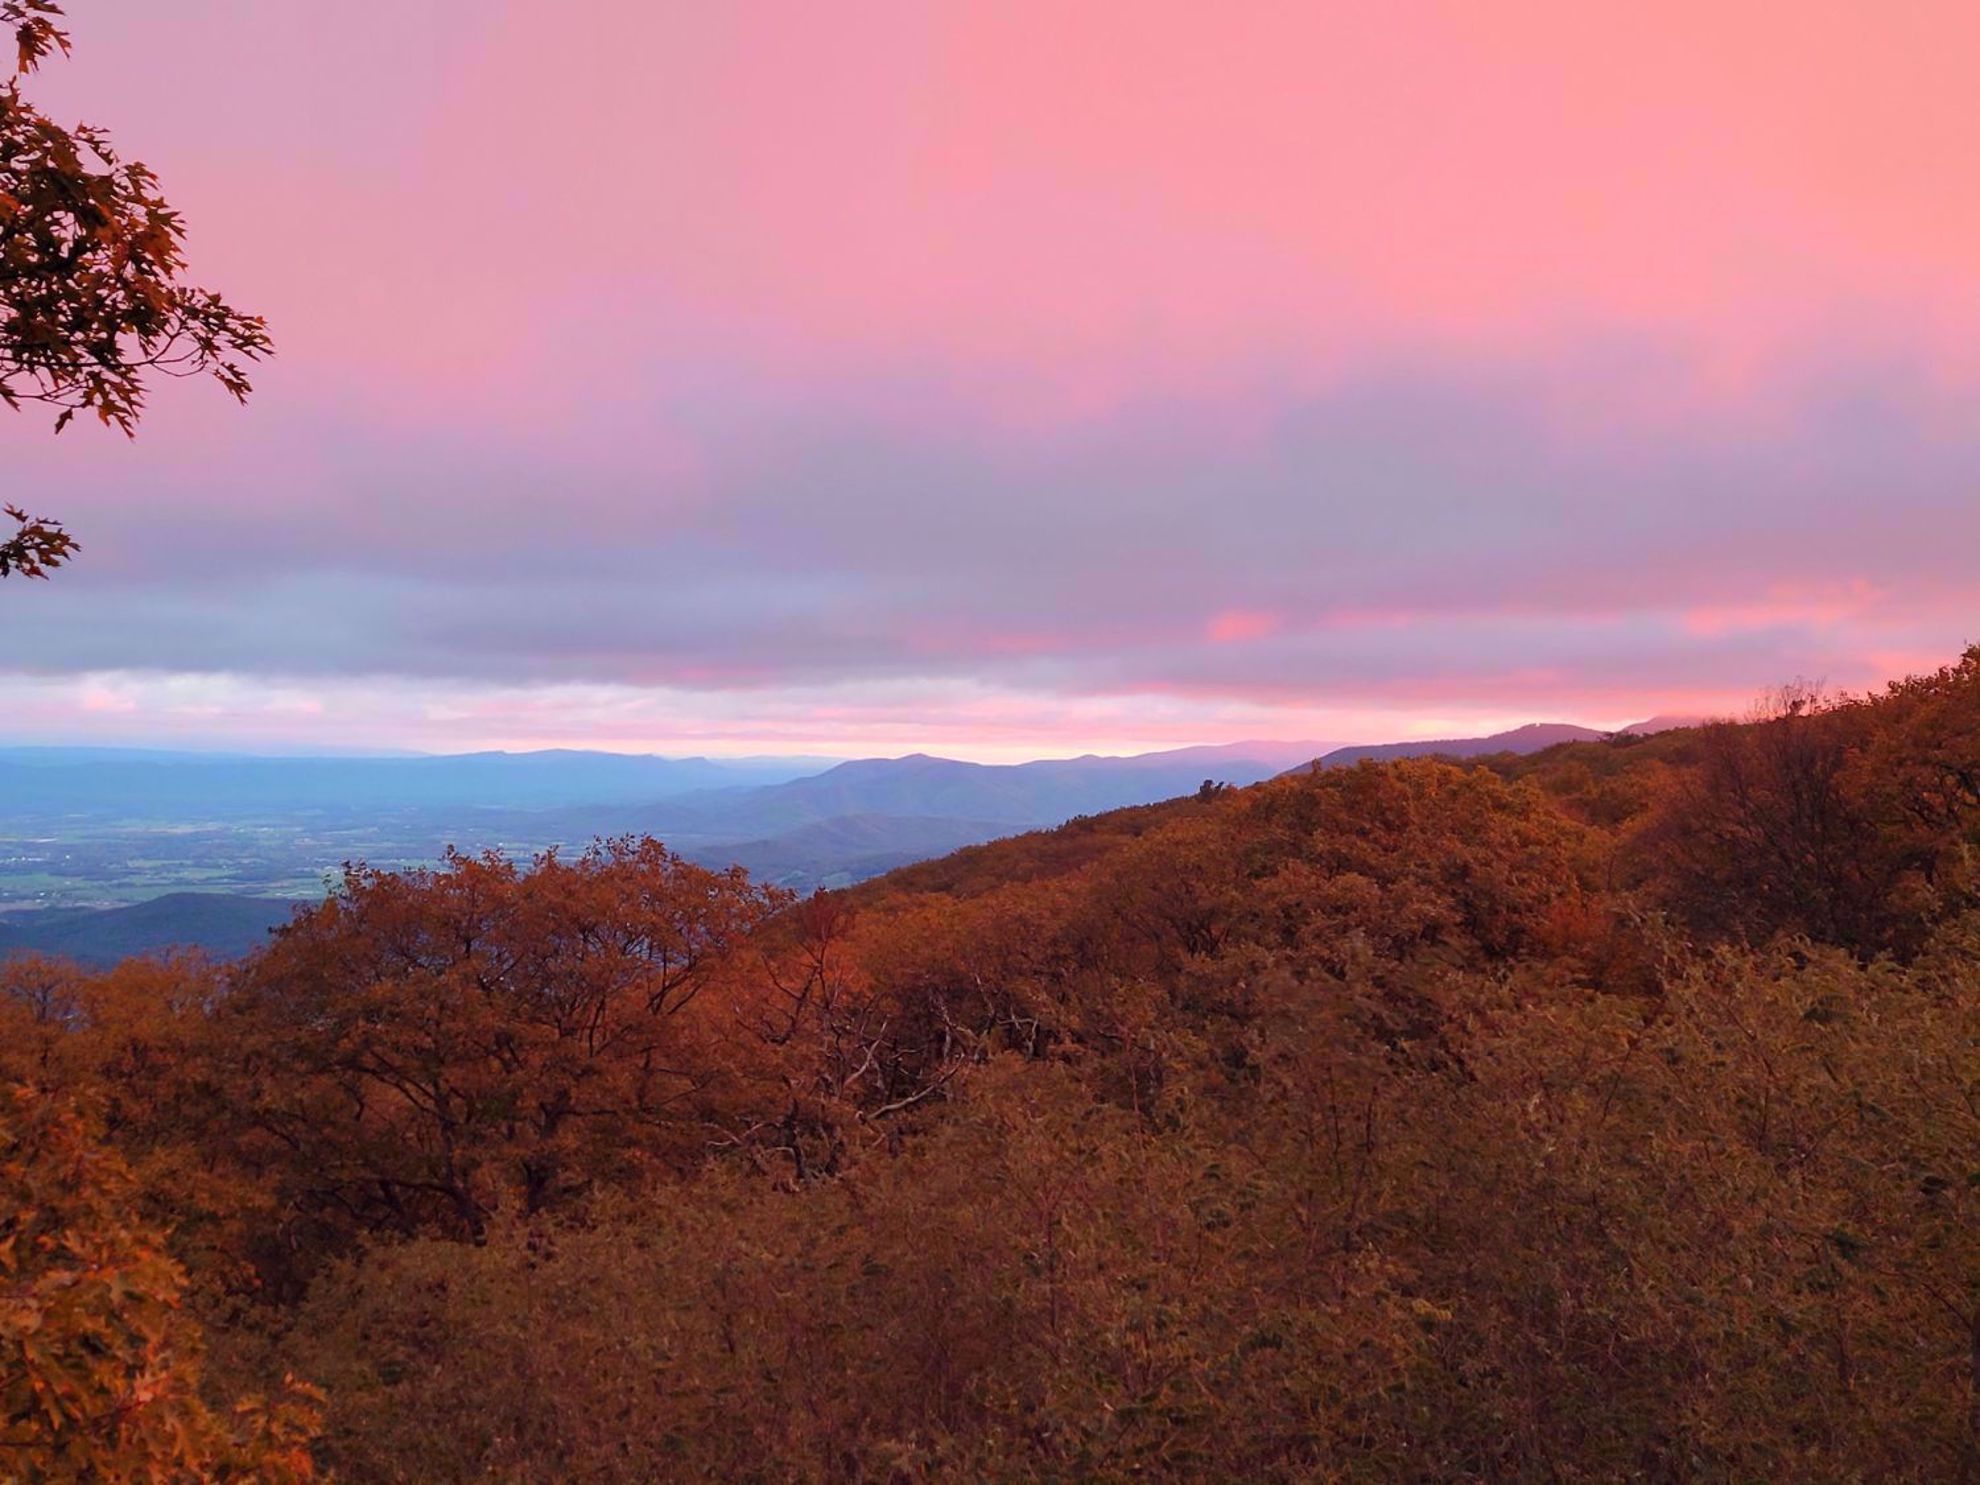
top-left (7, 650), bottom-right (1980, 1481)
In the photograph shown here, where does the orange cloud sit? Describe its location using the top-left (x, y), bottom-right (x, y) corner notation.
top-left (1680, 580), bottom-right (1883, 638)
top-left (1207, 610), bottom-right (1282, 644)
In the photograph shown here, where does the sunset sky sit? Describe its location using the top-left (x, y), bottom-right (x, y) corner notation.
top-left (4, 1), bottom-right (1977, 760)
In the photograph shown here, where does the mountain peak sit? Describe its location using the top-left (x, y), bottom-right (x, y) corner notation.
top-left (1617, 713), bottom-right (1714, 735)
top-left (1288, 722), bottom-right (1606, 774)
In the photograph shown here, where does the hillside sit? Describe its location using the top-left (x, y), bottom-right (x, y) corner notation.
top-left (1287, 721), bottom-right (1606, 772)
top-left (0, 892), bottom-right (297, 965)
top-left (2, 741), bottom-right (1325, 917)
top-left (583, 745), bottom-right (1306, 841)
top-left (7, 648), bottom-right (1980, 1480)
top-left (842, 795), bottom-right (1205, 902)
top-left (713, 812), bottom-right (1019, 889)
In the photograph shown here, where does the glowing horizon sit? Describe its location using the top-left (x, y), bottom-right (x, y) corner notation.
top-left (0, 664), bottom-right (1747, 765)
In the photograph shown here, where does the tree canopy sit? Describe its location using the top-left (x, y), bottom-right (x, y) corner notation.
top-left (6, 649), bottom-right (1980, 1477)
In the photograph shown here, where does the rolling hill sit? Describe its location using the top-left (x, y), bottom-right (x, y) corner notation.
top-left (562, 745), bottom-right (1324, 845)
top-left (0, 893), bottom-right (299, 966)
top-left (1285, 722), bottom-right (1608, 773)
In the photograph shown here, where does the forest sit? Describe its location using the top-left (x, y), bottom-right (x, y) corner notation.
top-left (2, 647), bottom-right (1976, 1480)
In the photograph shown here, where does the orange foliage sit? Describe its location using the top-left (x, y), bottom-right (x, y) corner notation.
top-left (8, 648), bottom-right (1980, 1478)
top-left (219, 838), bottom-right (784, 1247)
top-left (0, 1084), bottom-right (320, 1480)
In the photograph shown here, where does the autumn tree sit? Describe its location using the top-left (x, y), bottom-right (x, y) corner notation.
top-left (0, 1083), bottom-right (321, 1480)
top-left (221, 838), bottom-right (785, 1248)
top-left (0, 951), bottom-right (269, 1290)
top-left (1642, 671), bottom-right (1980, 956)
top-left (1852, 644), bottom-right (1980, 934)
top-left (1, 0), bottom-right (270, 575)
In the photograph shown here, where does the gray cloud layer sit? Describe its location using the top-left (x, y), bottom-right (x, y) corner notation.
top-left (5, 347), bottom-right (1974, 711)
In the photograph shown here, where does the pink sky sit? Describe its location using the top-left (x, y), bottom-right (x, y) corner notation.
top-left (2, 1), bottom-right (1976, 759)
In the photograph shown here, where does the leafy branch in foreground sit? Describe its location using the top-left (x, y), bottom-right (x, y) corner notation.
top-left (0, 501), bottom-right (75, 575)
top-left (1, 1), bottom-right (270, 433)
top-left (0, 1), bottom-right (268, 577)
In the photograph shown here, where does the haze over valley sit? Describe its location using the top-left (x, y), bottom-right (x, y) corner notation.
top-left (1, 722), bottom-right (1717, 962)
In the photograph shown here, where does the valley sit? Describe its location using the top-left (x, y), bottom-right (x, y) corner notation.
top-left (2, 726), bottom-right (1666, 962)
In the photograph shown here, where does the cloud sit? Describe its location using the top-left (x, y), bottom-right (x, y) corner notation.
top-left (5, 3), bottom-right (1978, 751)
top-left (7, 349), bottom-right (1976, 696)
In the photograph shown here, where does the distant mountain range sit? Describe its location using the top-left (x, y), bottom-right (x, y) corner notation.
top-left (0, 742), bottom-right (1340, 942)
top-left (0, 746), bottom-right (836, 817)
top-left (596, 747), bottom-right (1327, 838)
top-left (2, 724), bottom-right (1707, 962)
top-left (490, 745), bottom-right (1337, 887)
top-left (1281, 715), bottom-right (1708, 775)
